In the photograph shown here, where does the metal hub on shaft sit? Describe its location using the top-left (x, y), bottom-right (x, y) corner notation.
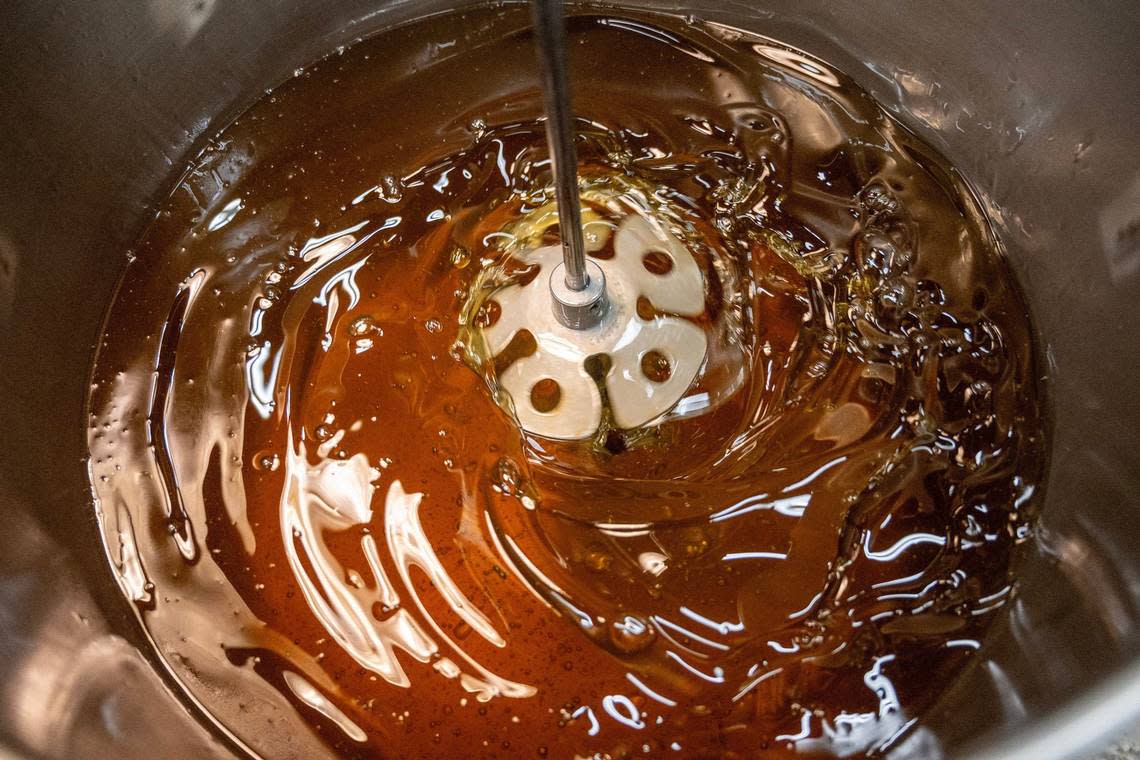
top-left (549, 260), bottom-right (607, 330)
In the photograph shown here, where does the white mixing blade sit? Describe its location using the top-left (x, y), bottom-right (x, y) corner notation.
top-left (483, 214), bottom-right (708, 439)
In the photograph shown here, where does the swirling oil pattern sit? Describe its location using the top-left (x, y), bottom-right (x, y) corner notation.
top-left (86, 6), bottom-right (1047, 759)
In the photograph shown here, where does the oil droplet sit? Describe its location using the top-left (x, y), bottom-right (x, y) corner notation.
top-left (491, 457), bottom-right (524, 497)
top-left (609, 614), bottom-right (656, 654)
top-left (450, 246), bottom-right (471, 269)
top-left (349, 316), bottom-right (381, 337)
top-left (254, 452), bottom-right (280, 471)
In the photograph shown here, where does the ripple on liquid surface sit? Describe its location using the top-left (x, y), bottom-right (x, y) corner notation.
top-left (87, 7), bottom-right (1047, 759)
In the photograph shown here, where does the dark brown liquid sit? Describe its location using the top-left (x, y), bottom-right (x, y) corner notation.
top-left (87, 7), bottom-right (1046, 759)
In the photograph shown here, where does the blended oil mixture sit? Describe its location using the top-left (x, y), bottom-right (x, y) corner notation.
top-left (87, 7), bottom-right (1047, 759)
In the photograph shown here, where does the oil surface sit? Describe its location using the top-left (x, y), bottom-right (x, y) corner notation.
top-left (87, 7), bottom-right (1047, 759)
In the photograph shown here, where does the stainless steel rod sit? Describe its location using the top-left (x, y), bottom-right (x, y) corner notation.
top-left (531, 0), bottom-right (588, 292)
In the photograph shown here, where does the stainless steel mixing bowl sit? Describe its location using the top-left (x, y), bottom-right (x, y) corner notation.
top-left (1, 1), bottom-right (1137, 757)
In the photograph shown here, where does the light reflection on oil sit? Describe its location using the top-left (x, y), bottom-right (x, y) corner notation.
top-left (86, 5), bottom-right (1045, 759)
